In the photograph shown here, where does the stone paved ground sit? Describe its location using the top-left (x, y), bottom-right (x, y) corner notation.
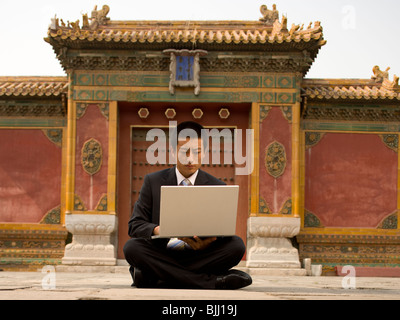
top-left (0, 270), bottom-right (399, 301)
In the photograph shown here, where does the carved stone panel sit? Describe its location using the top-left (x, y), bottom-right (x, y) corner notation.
top-left (81, 138), bottom-right (103, 175)
top-left (265, 141), bottom-right (287, 179)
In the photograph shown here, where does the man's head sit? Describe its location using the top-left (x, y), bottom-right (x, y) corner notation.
top-left (170, 121), bottom-right (208, 178)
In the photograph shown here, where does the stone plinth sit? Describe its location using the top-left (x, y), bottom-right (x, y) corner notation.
top-left (246, 217), bottom-right (306, 275)
top-left (62, 214), bottom-right (118, 266)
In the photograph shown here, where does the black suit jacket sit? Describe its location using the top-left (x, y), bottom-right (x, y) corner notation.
top-left (128, 167), bottom-right (225, 240)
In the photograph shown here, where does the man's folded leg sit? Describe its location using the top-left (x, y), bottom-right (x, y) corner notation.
top-left (123, 237), bottom-right (252, 290)
top-left (123, 238), bottom-right (217, 289)
top-left (176, 236), bottom-right (252, 290)
top-left (176, 236), bottom-right (246, 274)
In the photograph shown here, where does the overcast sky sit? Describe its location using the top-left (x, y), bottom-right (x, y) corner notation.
top-left (0, 0), bottom-right (399, 80)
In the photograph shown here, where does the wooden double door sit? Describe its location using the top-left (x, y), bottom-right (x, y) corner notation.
top-left (117, 102), bottom-right (251, 259)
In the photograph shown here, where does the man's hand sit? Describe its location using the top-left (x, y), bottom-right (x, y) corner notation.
top-left (153, 226), bottom-right (160, 235)
top-left (179, 236), bottom-right (217, 251)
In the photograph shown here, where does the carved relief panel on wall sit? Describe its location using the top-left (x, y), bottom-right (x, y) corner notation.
top-left (81, 138), bottom-right (103, 175)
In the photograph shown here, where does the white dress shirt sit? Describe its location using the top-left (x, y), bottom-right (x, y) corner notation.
top-left (175, 167), bottom-right (198, 186)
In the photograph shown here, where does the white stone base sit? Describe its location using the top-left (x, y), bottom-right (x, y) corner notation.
top-left (246, 217), bottom-right (305, 275)
top-left (62, 256), bottom-right (117, 266)
top-left (247, 238), bottom-right (301, 268)
top-left (62, 214), bottom-right (118, 266)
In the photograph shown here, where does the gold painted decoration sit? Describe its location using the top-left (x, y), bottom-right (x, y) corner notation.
top-left (304, 210), bottom-right (324, 228)
top-left (377, 211), bottom-right (398, 230)
top-left (76, 103), bottom-right (110, 120)
top-left (260, 105), bottom-right (271, 121)
top-left (42, 129), bottom-right (63, 148)
top-left (98, 103), bottom-right (110, 120)
top-left (76, 103), bottom-right (88, 119)
top-left (279, 199), bottom-right (292, 215)
top-left (305, 132), bottom-right (325, 149)
top-left (280, 106), bottom-right (292, 123)
top-left (95, 195), bottom-right (108, 212)
top-left (81, 138), bottom-right (103, 175)
top-left (138, 107), bottom-right (150, 119)
top-left (74, 194), bottom-right (87, 211)
top-left (265, 141), bottom-right (286, 179)
top-left (192, 108), bottom-right (203, 119)
top-left (259, 197), bottom-right (272, 214)
top-left (40, 206), bottom-right (61, 225)
top-left (165, 108), bottom-right (176, 119)
top-left (379, 134), bottom-right (398, 153)
top-left (218, 108), bottom-right (230, 120)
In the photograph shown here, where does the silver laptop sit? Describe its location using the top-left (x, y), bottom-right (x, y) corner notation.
top-left (154, 185), bottom-right (239, 238)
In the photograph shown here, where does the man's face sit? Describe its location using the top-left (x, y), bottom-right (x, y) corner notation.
top-left (174, 138), bottom-right (204, 178)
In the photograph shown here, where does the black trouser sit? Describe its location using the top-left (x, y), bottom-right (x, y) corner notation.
top-left (123, 236), bottom-right (246, 289)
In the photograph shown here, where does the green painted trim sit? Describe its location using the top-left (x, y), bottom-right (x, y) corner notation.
top-left (0, 118), bottom-right (67, 127)
top-left (302, 121), bottom-right (400, 132)
top-left (74, 89), bottom-right (298, 104)
top-left (0, 258), bottom-right (63, 266)
top-left (317, 263), bottom-right (400, 268)
top-left (73, 73), bottom-right (298, 89)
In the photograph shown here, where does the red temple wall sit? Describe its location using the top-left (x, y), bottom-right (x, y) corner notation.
top-left (0, 129), bottom-right (62, 223)
top-left (259, 107), bottom-right (292, 213)
top-left (75, 104), bottom-right (109, 211)
top-left (305, 133), bottom-right (397, 228)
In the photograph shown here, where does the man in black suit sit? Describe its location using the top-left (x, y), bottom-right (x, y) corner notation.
top-left (123, 121), bottom-right (252, 289)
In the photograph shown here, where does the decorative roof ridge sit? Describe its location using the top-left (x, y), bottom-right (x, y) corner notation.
top-left (303, 78), bottom-right (375, 85)
top-left (0, 77), bottom-right (68, 98)
top-left (302, 77), bottom-right (400, 101)
top-left (107, 20), bottom-right (276, 28)
top-left (46, 4), bottom-right (325, 48)
top-left (48, 19), bottom-right (323, 34)
top-left (0, 76), bottom-right (68, 82)
top-left (304, 65), bottom-right (400, 93)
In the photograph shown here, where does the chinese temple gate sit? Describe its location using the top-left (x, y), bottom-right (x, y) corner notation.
top-left (0, 5), bottom-right (399, 276)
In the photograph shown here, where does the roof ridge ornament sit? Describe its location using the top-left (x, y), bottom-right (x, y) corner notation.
top-left (372, 66), bottom-right (399, 91)
top-left (86, 5), bottom-right (110, 30)
top-left (49, 5), bottom-right (110, 32)
top-left (259, 4), bottom-right (280, 24)
top-left (271, 15), bottom-right (288, 36)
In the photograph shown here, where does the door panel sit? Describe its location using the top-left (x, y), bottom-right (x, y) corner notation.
top-left (117, 102), bottom-right (250, 259)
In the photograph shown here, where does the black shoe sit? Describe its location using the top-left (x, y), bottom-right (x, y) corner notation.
top-left (215, 269), bottom-right (252, 290)
top-left (130, 267), bottom-right (157, 288)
